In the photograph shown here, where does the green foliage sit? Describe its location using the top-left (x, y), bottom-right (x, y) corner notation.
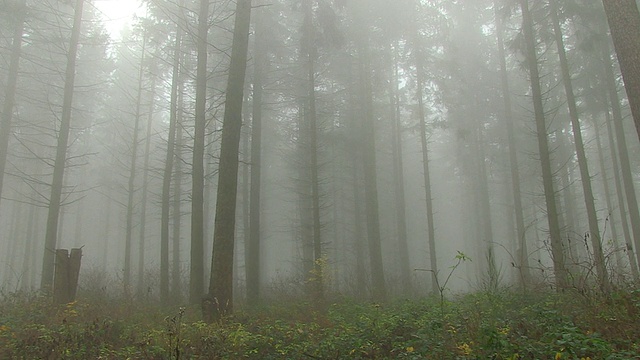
top-left (1, 289), bottom-right (639, 359)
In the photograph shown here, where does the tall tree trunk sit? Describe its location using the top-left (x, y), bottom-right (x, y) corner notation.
top-left (413, 35), bottom-right (438, 294)
top-left (124, 31), bottom-right (148, 294)
top-left (602, 39), bottom-right (640, 269)
top-left (602, 0), bottom-right (640, 142)
top-left (359, 41), bottom-right (386, 301)
top-left (161, 21), bottom-right (183, 304)
top-left (593, 115), bottom-right (625, 275)
top-left (247, 7), bottom-right (266, 305)
top-left (495, 1), bottom-right (530, 286)
top-left (205, 0), bottom-right (252, 321)
top-left (137, 67), bottom-right (156, 296)
top-left (172, 112), bottom-right (184, 300)
top-left (519, 0), bottom-right (567, 290)
top-left (389, 44), bottom-right (411, 294)
top-left (604, 98), bottom-right (640, 279)
top-left (549, 0), bottom-right (609, 292)
top-left (41, 0), bottom-right (85, 290)
top-left (21, 202), bottom-right (37, 291)
top-left (0, 0), bottom-right (26, 214)
top-left (190, 0), bottom-right (209, 304)
top-left (303, 0), bottom-right (324, 302)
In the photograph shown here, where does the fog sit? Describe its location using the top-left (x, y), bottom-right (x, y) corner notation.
top-left (1, 0), bottom-right (640, 306)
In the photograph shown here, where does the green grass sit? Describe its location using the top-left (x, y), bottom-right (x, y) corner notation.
top-left (1, 288), bottom-right (639, 359)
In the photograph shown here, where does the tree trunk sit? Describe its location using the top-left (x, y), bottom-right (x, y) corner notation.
top-left (602, 39), bottom-right (640, 269)
top-left (303, 0), bottom-right (324, 303)
top-left (0, 0), bottom-right (26, 214)
top-left (247, 7), bottom-right (266, 305)
top-left (161, 21), bottom-right (183, 304)
top-left (413, 36), bottom-right (438, 294)
top-left (389, 44), bottom-right (411, 294)
top-left (190, 0), bottom-right (209, 304)
top-left (604, 97), bottom-right (640, 279)
top-left (549, 0), bottom-right (609, 293)
top-left (602, 0), bottom-right (640, 142)
top-left (137, 65), bottom-right (156, 296)
top-left (519, 0), bottom-right (567, 290)
top-left (359, 41), bottom-right (386, 301)
top-left (172, 96), bottom-right (184, 301)
top-left (41, 0), bottom-right (85, 290)
top-left (593, 114), bottom-right (625, 275)
top-left (124, 31), bottom-right (148, 294)
top-left (495, 1), bottom-right (530, 287)
top-left (205, 0), bottom-right (252, 321)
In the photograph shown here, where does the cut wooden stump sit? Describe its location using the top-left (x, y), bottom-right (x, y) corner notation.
top-left (53, 248), bottom-right (82, 304)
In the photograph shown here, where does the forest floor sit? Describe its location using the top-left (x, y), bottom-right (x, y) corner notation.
top-left (1, 285), bottom-right (639, 359)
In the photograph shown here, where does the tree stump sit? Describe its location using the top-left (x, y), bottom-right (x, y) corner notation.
top-left (53, 248), bottom-right (82, 304)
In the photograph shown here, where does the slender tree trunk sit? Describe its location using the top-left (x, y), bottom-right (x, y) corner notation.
top-left (413, 37), bottom-right (438, 294)
top-left (101, 193), bottom-right (112, 273)
top-left (359, 41), bottom-right (386, 301)
top-left (0, 0), bottom-right (26, 214)
top-left (137, 67), bottom-right (156, 296)
top-left (124, 31), bottom-right (148, 294)
top-left (602, 40), bottom-right (640, 269)
top-left (519, 0), bottom-right (567, 290)
top-left (190, 0), bottom-right (209, 304)
top-left (549, 0), bottom-right (609, 292)
top-left (247, 8), bottom-right (266, 305)
top-left (593, 116), bottom-right (625, 275)
top-left (495, 2), bottom-right (530, 286)
top-left (21, 202), bottom-right (37, 291)
top-left (604, 99), bottom-right (640, 279)
top-left (161, 22), bottom-right (183, 304)
top-left (41, 0), bottom-right (85, 290)
top-left (241, 116), bottom-right (250, 293)
top-left (389, 44), bottom-right (411, 294)
top-left (172, 113), bottom-right (184, 300)
top-left (602, 0), bottom-right (640, 142)
top-left (206, 0), bottom-right (252, 321)
top-left (303, 0), bottom-right (324, 302)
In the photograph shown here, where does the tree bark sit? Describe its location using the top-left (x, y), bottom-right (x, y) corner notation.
top-left (205, 0), bottom-right (252, 321)
top-left (41, 0), bottom-right (85, 290)
top-left (602, 0), bottom-right (640, 142)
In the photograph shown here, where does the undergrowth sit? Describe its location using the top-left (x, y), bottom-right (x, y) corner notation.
top-left (1, 288), bottom-right (639, 359)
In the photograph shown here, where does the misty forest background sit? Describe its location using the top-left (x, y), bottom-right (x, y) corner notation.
top-left (2, 0), bottom-right (640, 315)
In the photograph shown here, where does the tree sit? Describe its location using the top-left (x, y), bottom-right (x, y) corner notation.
top-left (124, 30), bottom-right (148, 294)
top-left (518, 0), bottom-right (567, 290)
top-left (205, 0), bottom-right (252, 321)
top-left (549, 0), bottom-right (609, 293)
top-left (0, 0), bottom-right (26, 214)
top-left (246, 3), bottom-right (267, 306)
top-left (160, 12), bottom-right (183, 304)
top-left (41, 0), bottom-right (85, 290)
top-left (601, 0), bottom-right (640, 142)
top-left (494, 0), bottom-right (530, 287)
top-left (190, 0), bottom-right (209, 304)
